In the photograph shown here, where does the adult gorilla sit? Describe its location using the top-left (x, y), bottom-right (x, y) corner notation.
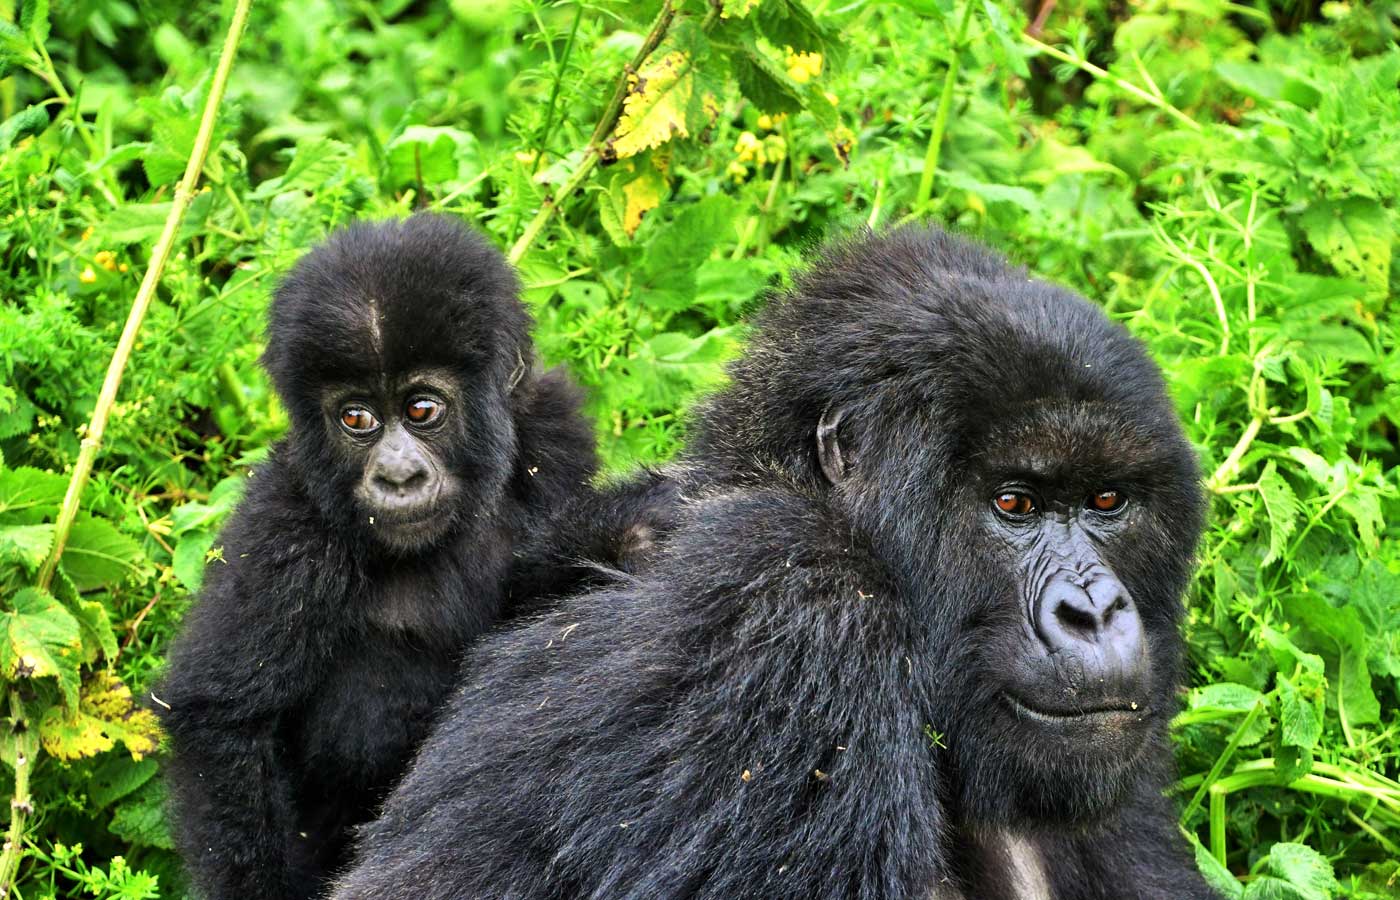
top-left (333, 226), bottom-right (1213, 900)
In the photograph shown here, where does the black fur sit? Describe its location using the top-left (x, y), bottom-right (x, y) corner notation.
top-left (333, 226), bottom-right (1214, 900)
top-left (507, 468), bottom-right (680, 613)
top-left (157, 214), bottom-right (599, 900)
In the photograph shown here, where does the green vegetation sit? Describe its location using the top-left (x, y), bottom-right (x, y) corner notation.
top-left (0, 0), bottom-right (1396, 896)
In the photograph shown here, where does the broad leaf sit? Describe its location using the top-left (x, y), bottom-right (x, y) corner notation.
top-left (1, 588), bottom-right (82, 707)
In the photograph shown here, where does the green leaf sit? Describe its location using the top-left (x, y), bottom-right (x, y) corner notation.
top-left (60, 516), bottom-right (143, 592)
top-left (0, 390), bottom-right (37, 441)
top-left (1298, 198), bottom-right (1391, 295)
top-left (0, 465), bottom-right (68, 515)
top-left (0, 104), bottom-right (48, 151)
top-left (99, 192), bottom-right (213, 244)
top-left (89, 756), bottom-right (160, 810)
top-left (142, 105), bottom-right (202, 186)
top-left (1187, 831), bottom-right (1243, 898)
top-left (173, 531), bottom-right (216, 593)
top-left (1260, 843), bottom-right (1339, 900)
top-left (1188, 682), bottom-right (1266, 712)
top-left (0, 522), bottom-right (54, 569)
top-left (152, 22), bottom-right (195, 68)
top-left (72, 598), bottom-right (119, 665)
top-left (1281, 592), bottom-right (1382, 728)
top-left (731, 43), bottom-right (804, 115)
top-left (108, 780), bottom-right (176, 850)
top-left (385, 126), bottom-right (483, 189)
top-left (0, 22), bottom-right (31, 82)
top-left (1257, 461), bottom-right (1300, 566)
top-left (980, 1), bottom-right (1029, 78)
top-left (19, 0), bottom-right (50, 47)
top-left (941, 169), bottom-right (1043, 213)
top-left (1276, 676), bottom-right (1321, 749)
top-left (1, 587), bottom-right (83, 707)
top-left (756, 0), bottom-right (843, 62)
top-left (1242, 876), bottom-right (1313, 900)
top-left (251, 137), bottom-right (354, 199)
top-left (169, 472), bottom-right (244, 536)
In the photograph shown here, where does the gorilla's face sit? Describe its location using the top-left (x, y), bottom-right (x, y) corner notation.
top-left (824, 391), bottom-right (1200, 826)
top-left (931, 398), bottom-right (1198, 824)
top-left (320, 368), bottom-right (467, 553)
top-left (310, 364), bottom-right (517, 556)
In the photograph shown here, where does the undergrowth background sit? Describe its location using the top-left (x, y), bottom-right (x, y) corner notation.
top-left (0, 0), bottom-right (1397, 896)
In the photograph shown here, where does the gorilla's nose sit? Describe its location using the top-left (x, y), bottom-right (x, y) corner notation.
top-left (369, 454), bottom-right (431, 507)
top-left (1036, 573), bottom-right (1144, 675)
top-left (374, 459), bottom-right (427, 490)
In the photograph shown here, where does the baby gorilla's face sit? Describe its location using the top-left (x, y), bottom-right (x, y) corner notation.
top-left (324, 368), bottom-right (466, 553)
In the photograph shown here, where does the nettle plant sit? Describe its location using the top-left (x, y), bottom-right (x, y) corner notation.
top-left (0, 0), bottom-right (1396, 896)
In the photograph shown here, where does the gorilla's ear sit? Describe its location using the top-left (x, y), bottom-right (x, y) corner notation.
top-left (817, 404), bottom-right (847, 484)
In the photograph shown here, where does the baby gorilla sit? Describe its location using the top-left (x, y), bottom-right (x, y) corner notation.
top-left (333, 226), bottom-right (1215, 900)
top-left (158, 214), bottom-right (598, 900)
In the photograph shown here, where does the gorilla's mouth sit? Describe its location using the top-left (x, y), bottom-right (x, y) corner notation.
top-left (1000, 691), bottom-right (1149, 725)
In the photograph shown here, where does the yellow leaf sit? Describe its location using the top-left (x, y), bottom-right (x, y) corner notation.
top-left (610, 52), bottom-right (693, 159)
top-left (622, 169), bottom-right (665, 236)
top-left (39, 671), bottom-right (164, 762)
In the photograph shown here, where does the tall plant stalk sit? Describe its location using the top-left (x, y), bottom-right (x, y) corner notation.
top-left (35, 0), bottom-right (254, 593)
top-left (913, 0), bottom-right (976, 212)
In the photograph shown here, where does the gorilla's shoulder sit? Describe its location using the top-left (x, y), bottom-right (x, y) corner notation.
top-left (198, 449), bottom-right (356, 609)
top-left (654, 484), bottom-right (893, 609)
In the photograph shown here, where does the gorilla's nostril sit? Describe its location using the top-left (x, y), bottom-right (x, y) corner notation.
top-left (1054, 600), bottom-right (1099, 637)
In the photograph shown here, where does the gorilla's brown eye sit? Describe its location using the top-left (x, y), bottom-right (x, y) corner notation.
top-left (405, 397), bottom-right (444, 427)
top-left (340, 407), bottom-right (380, 434)
top-left (1089, 490), bottom-right (1125, 513)
top-left (994, 492), bottom-right (1035, 517)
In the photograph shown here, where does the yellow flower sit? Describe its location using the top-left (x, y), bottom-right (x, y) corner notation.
top-left (95, 250), bottom-right (117, 271)
top-left (79, 266), bottom-right (97, 284)
top-left (726, 160), bottom-right (749, 183)
top-left (785, 49), bottom-right (822, 84)
top-left (734, 131), bottom-right (765, 165)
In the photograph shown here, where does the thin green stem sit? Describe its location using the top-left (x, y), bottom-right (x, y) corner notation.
top-left (1022, 33), bottom-right (1200, 131)
top-left (1207, 414), bottom-right (1262, 491)
top-left (531, 2), bottom-right (584, 176)
top-left (1209, 784), bottom-right (1227, 864)
top-left (914, 0), bottom-right (976, 211)
top-left (1180, 699), bottom-right (1265, 824)
top-left (36, 0), bottom-right (254, 591)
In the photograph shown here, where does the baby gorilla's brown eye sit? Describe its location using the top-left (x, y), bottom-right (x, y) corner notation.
top-left (1089, 490), bottom-right (1125, 513)
top-left (994, 492), bottom-right (1035, 517)
top-left (340, 407), bottom-right (380, 434)
top-left (405, 397), bottom-right (444, 427)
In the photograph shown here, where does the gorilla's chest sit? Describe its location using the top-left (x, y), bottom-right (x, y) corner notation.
top-left (928, 830), bottom-right (1052, 900)
top-left (293, 630), bottom-right (460, 778)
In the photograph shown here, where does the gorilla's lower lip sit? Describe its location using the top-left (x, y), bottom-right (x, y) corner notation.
top-left (370, 508), bottom-right (442, 528)
top-left (1001, 692), bottom-right (1148, 724)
